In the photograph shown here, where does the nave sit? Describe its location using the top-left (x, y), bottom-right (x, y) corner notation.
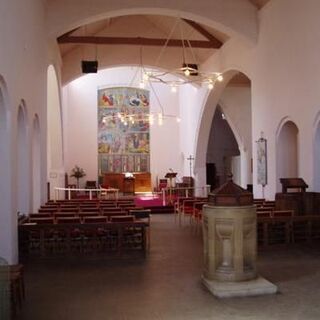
top-left (16, 214), bottom-right (320, 320)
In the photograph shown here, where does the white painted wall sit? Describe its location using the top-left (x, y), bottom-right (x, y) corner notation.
top-left (62, 67), bottom-right (181, 189)
top-left (251, 0), bottom-right (320, 198)
top-left (179, 85), bottom-right (209, 191)
top-left (0, 0), bottom-right (48, 263)
top-left (190, 0), bottom-right (320, 199)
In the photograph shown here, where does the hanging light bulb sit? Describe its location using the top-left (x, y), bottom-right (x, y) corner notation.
top-left (176, 117), bottom-right (181, 123)
top-left (184, 68), bottom-right (191, 77)
top-left (102, 117), bottom-right (107, 124)
top-left (158, 112), bottom-right (163, 126)
top-left (208, 80), bottom-right (214, 90)
top-left (117, 112), bottom-right (122, 119)
top-left (139, 80), bottom-right (145, 89)
top-left (149, 114), bottom-right (154, 125)
top-left (143, 72), bottom-right (149, 81)
top-left (171, 84), bottom-right (177, 93)
top-left (217, 74), bottom-right (223, 82)
top-left (129, 115), bottom-right (134, 124)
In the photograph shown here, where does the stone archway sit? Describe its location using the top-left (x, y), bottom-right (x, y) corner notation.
top-left (17, 101), bottom-right (30, 214)
top-left (0, 75), bottom-right (17, 263)
top-left (276, 119), bottom-right (299, 192)
top-left (314, 115), bottom-right (320, 191)
top-left (195, 70), bottom-right (252, 190)
top-left (32, 114), bottom-right (41, 211)
top-left (47, 65), bottom-right (64, 200)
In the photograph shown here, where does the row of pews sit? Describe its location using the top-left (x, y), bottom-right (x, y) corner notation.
top-left (18, 198), bottom-right (151, 255)
top-left (173, 196), bottom-right (320, 246)
top-left (255, 198), bottom-right (320, 246)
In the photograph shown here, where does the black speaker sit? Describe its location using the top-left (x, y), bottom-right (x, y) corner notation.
top-left (81, 60), bottom-right (98, 73)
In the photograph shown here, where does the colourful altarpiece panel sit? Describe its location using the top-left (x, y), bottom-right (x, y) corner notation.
top-left (97, 87), bottom-right (150, 175)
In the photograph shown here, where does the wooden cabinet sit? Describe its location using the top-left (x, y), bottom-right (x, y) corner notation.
top-left (103, 172), bottom-right (151, 193)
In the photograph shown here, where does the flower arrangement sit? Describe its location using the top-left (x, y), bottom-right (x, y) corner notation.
top-left (70, 165), bottom-right (86, 188)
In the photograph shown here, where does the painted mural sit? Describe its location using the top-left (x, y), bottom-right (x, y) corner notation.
top-left (98, 87), bottom-right (150, 173)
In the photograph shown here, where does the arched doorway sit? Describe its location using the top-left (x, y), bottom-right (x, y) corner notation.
top-left (314, 119), bottom-right (320, 191)
top-left (206, 106), bottom-right (240, 189)
top-left (0, 76), bottom-right (17, 263)
top-left (17, 101), bottom-right (30, 214)
top-left (47, 65), bottom-right (64, 200)
top-left (195, 70), bottom-right (252, 191)
top-left (276, 120), bottom-right (299, 191)
top-left (32, 115), bottom-right (41, 211)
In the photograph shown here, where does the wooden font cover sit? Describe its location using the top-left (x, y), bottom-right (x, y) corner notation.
top-left (208, 175), bottom-right (253, 206)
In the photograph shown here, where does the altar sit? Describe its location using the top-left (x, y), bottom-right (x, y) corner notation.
top-left (103, 172), bottom-right (151, 193)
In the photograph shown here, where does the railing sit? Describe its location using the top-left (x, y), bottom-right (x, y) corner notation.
top-left (161, 185), bottom-right (210, 205)
top-left (54, 187), bottom-right (119, 201)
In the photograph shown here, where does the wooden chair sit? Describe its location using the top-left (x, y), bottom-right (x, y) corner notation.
top-left (78, 212), bottom-right (101, 222)
top-left (82, 216), bottom-right (108, 251)
top-left (28, 217), bottom-right (54, 224)
top-left (83, 216), bottom-right (107, 223)
top-left (272, 210), bottom-right (293, 218)
top-left (59, 207), bottom-right (79, 213)
top-left (110, 215), bottom-right (135, 223)
top-left (29, 213), bottom-right (52, 219)
top-left (54, 212), bottom-right (77, 218)
top-left (191, 201), bottom-right (207, 234)
top-left (129, 209), bottom-right (151, 249)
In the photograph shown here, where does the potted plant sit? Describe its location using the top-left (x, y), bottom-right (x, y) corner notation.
top-left (70, 165), bottom-right (86, 188)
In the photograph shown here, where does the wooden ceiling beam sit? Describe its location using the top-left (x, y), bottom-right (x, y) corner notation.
top-left (182, 19), bottom-right (223, 48)
top-left (57, 35), bottom-right (219, 49)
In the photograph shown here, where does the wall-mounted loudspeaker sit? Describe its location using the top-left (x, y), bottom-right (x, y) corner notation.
top-left (81, 60), bottom-right (98, 73)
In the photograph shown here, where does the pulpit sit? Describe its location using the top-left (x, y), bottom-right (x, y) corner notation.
top-left (123, 177), bottom-right (135, 195)
top-left (165, 172), bottom-right (177, 188)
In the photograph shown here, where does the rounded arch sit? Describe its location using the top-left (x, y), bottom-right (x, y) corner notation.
top-left (194, 69), bottom-right (252, 189)
top-left (48, 1), bottom-right (258, 42)
top-left (0, 75), bottom-right (17, 263)
top-left (17, 100), bottom-right (31, 214)
top-left (206, 105), bottom-right (241, 188)
top-left (218, 101), bottom-right (244, 151)
top-left (47, 64), bottom-right (65, 200)
top-left (313, 111), bottom-right (320, 191)
top-left (276, 119), bottom-right (299, 192)
top-left (32, 114), bottom-right (41, 211)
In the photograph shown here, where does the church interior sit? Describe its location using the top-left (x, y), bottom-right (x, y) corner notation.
top-left (1, 0), bottom-right (320, 318)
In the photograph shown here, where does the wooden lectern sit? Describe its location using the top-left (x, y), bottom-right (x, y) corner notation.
top-left (280, 178), bottom-right (308, 193)
top-left (165, 172), bottom-right (177, 188)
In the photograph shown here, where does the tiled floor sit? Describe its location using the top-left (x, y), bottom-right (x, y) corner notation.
top-left (16, 214), bottom-right (320, 320)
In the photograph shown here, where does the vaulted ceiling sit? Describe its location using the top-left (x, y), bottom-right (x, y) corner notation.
top-left (57, 1), bottom-right (271, 83)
